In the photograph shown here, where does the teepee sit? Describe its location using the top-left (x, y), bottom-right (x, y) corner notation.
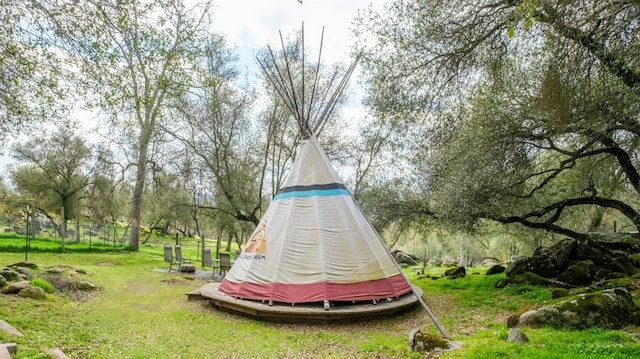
top-left (219, 28), bottom-right (442, 333)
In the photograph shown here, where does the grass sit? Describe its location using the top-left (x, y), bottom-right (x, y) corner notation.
top-left (1, 245), bottom-right (639, 358)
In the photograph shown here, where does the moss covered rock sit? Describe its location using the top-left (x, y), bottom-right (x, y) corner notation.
top-left (629, 253), bottom-right (640, 267)
top-left (557, 260), bottom-right (596, 286)
top-left (509, 287), bottom-right (640, 330)
top-left (18, 286), bottom-right (45, 300)
top-left (509, 271), bottom-right (551, 286)
top-left (444, 266), bottom-right (466, 279)
top-left (551, 288), bottom-right (570, 299)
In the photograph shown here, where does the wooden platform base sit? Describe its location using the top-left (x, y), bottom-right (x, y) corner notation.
top-left (187, 283), bottom-right (421, 323)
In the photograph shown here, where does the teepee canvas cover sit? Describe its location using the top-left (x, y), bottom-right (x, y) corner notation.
top-left (219, 27), bottom-right (413, 306)
top-left (219, 135), bottom-right (412, 303)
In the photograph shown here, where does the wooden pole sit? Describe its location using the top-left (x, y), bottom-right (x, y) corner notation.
top-left (60, 206), bottom-right (66, 253)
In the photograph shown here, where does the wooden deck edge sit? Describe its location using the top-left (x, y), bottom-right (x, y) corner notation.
top-left (189, 283), bottom-right (422, 323)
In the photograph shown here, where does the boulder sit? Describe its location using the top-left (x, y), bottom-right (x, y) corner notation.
top-left (0, 268), bottom-right (23, 282)
top-left (8, 261), bottom-right (38, 269)
top-left (574, 239), bottom-right (638, 276)
top-left (594, 268), bottom-right (625, 281)
top-left (505, 254), bottom-right (557, 279)
top-left (12, 267), bottom-right (32, 280)
top-left (444, 266), bottom-right (466, 279)
top-left (628, 253), bottom-right (640, 267)
top-left (506, 328), bottom-right (529, 343)
top-left (509, 272), bottom-right (551, 286)
top-left (0, 275), bottom-right (6, 288)
top-left (0, 319), bottom-right (24, 337)
top-left (18, 286), bottom-right (45, 300)
top-left (508, 287), bottom-right (640, 330)
top-left (1, 281), bottom-right (30, 294)
top-left (494, 278), bottom-right (509, 288)
top-left (549, 239), bottom-right (577, 270)
top-left (76, 281), bottom-right (96, 291)
top-left (557, 260), bottom-right (596, 286)
top-left (407, 328), bottom-right (449, 352)
top-left (391, 250), bottom-right (420, 265)
top-left (486, 265), bottom-right (505, 275)
top-left (551, 288), bottom-right (570, 299)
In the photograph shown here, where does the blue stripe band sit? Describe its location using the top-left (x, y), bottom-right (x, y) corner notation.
top-left (273, 188), bottom-right (350, 200)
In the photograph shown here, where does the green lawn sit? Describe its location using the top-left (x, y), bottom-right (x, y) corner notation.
top-left (1, 245), bottom-right (639, 358)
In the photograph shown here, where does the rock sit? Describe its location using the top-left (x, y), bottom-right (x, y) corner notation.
top-left (0, 276), bottom-right (6, 288)
top-left (486, 265), bottom-right (505, 275)
top-left (44, 348), bottom-right (71, 359)
top-left (76, 281), bottom-right (96, 291)
top-left (600, 277), bottom-right (637, 290)
top-left (444, 266), bottom-right (466, 279)
top-left (509, 287), bottom-right (640, 330)
top-left (481, 258), bottom-right (500, 267)
top-left (47, 267), bottom-right (64, 274)
top-left (0, 343), bottom-right (17, 355)
top-left (1, 281), bottom-right (30, 294)
top-left (509, 272), bottom-right (551, 286)
top-left (495, 278), bottom-right (509, 288)
top-left (557, 260), bottom-right (596, 286)
top-left (0, 268), bottom-right (22, 282)
top-left (0, 319), bottom-right (24, 337)
top-left (575, 240), bottom-right (638, 276)
top-left (507, 328), bottom-right (529, 343)
top-left (391, 250), bottom-right (420, 265)
top-left (549, 239), bottom-right (577, 270)
top-left (407, 328), bottom-right (449, 352)
top-left (9, 261), bottom-right (38, 269)
top-left (442, 259), bottom-right (458, 267)
top-left (628, 253), bottom-right (640, 267)
top-left (408, 328), bottom-right (422, 352)
top-left (18, 286), bottom-right (45, 300)
top-left (594, 268), bottom-right (625, 281)
top-left (12, 267), bottom-right (32, 280)
top-left (551, 288), bottom-right (570, 299)
top-left (505, 254), bottom-right (557, 279)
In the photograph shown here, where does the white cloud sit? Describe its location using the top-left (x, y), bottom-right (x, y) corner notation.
top-left (211, 0), bottom-right (379, 70)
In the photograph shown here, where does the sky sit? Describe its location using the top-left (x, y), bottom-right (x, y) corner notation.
top-left (0, 0), bottom-right (386, 172)
top-left (210, 0), bottom-right (378, 71)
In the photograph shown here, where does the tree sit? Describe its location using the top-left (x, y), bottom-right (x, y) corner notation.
top-left (10, 129), bottom-right (94, 249)
top-left (32, 0), bottom-right (214, 250)
top-left (163, 34), bottom-right (264, 229)
top-left (356, 1), bottom-right (640, 241)
top-left (0, 1), bottom-right (69, 141)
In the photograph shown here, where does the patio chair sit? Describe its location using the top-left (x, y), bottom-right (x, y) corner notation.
top-left (219, 253), bottom-right (232, 276)
top-left (163, 245), bottom-right (181, 272)
top-left (202, 248), bottom-right (219, 276)
top-left (174, 245), bottom-right (191, 270)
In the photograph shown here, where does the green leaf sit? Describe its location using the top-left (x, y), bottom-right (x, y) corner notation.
top-left (508, 27), bottom-right (515, 38)
top-left (525, 18), bottom-right (532, 30)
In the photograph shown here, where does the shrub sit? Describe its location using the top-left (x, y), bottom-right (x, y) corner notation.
top-left (31, 277), bottom-right (55, 293)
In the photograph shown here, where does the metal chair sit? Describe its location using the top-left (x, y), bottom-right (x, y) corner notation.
top-left (163, 245), bottom-right (180, 272)
top-left (174, 245), bottom-right (191, 271)
top-left (219, 253), bottom-right (232, 276)
top-left (202, 248), bottom-right (219, 276)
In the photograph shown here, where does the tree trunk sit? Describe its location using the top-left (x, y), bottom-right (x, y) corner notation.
top-left (225, 232), bottom-right (233, 252)
top-left (76, 204), bottom-right (81, 243)
top-left (60, 206), bottom-right (66, 253)
top-left (129, 125), bottom-right (152, 251)
top-left (587, 207), bottom-right (605, 233)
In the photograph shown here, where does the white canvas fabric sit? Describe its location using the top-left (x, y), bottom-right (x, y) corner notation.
top-left (219, 136), bottom-right (411, 303)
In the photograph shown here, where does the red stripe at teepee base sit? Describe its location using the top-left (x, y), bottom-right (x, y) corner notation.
top-left (219, 275), bottom-right (412, 304)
